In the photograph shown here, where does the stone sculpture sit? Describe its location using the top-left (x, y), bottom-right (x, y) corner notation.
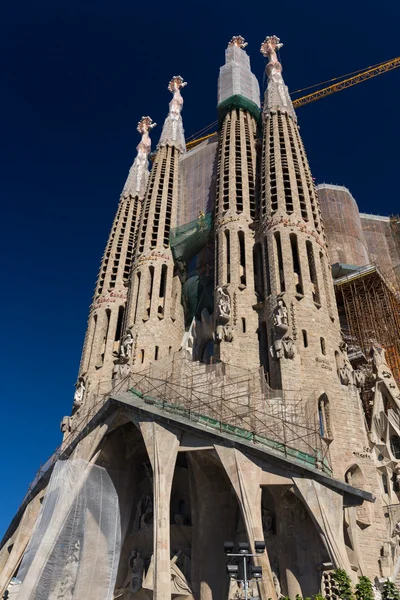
top-left (60, 416), bottom-right (72, 434)
top-left (120, 330), bottom-right (134, 360)
top-left (335, 341), bottom-right (353, 385)
top-left (215, 286), bottom-right (234, 343)
top-left (132, 494), bottom-right (153, 533)
top-left (128, 550), bottom-right (145, 594)
top-left (272, 297), bottom-right (295, 359)
top-left (49, 541), bottom-right (80, 600)
top-left (73, 378), bottom-right (85, 409)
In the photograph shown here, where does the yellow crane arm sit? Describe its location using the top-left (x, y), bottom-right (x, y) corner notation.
top-left (292, 57), bottom-right (400, 108)
top-left (185, 57), bottom-right (400, 149)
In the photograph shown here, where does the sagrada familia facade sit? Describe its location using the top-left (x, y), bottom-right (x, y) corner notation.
top-left (2, 35), bottom-right (400, 600)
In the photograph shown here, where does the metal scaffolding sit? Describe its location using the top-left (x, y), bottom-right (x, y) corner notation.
top-left (335, 265), bottom-right (400, 386)
top-left (127, 353), bottom-right (331, 474)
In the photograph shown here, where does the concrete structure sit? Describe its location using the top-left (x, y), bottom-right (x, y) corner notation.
top-left (2, 35), bottom-right (400, 600)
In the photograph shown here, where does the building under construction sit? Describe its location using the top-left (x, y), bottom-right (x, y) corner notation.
top-left (2, 36), bottom-right (400, 600)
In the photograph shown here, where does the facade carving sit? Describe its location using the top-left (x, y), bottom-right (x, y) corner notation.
top-left (3, 33), bottom-right (400, 600)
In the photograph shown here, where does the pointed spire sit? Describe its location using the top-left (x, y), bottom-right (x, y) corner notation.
top-left (158, 76), bottom-right (187, 154)
top-left (122, 116), bottom-right (156, 198)
top-left (218, 35), bottom-right (260, 111)
top-left (260, 35), bottom-right (296, 121)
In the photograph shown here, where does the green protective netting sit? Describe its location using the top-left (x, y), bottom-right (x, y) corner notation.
top-left (217, 94), bottom-right (261, 128)
top-left (170, 212), bottom-right (213, 269)
top-left (170, 212), bottom-right (214, 325)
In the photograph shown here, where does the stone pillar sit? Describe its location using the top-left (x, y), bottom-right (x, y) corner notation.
top-left (292, 477), bottom-right (355, 579)
top-left (215, 445), bottom-right (277, 600)
top-left (189, 451), bottom-right (237, 599)
top-left (136, 419), bottom-right (181, 598)
top-left (0, 492), bottom-right (44, 597)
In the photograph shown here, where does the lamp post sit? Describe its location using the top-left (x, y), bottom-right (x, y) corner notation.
top-left (224, 541), bottom-right (266, 600)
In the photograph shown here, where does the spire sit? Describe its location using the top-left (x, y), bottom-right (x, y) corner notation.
top-left (122, 116), bottom-right (156, 198)
top-left (260, 35), bottom-right (296, 121)
top-left (158, 76), bottom-right (187, 154)
top-left (218, 36), bottom-right (260, 113)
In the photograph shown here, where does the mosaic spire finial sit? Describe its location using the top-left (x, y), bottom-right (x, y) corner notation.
top-left (260, 35), bottom-right (296, 120)
top-left (227, 35), bottom-right (248, 49)
top-left (158, 76), bottom-right (187, 153)
top-left (122, 116), bottom-right (156, 198)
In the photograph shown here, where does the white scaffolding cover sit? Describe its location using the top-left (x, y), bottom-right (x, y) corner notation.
top-left (217, 45), bottom-right (260, 108)
top-left (16, 459), bottom-right (121, 600)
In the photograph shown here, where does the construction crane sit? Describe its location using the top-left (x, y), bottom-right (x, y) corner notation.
top-left (186, 56), bottom-right (400, 150)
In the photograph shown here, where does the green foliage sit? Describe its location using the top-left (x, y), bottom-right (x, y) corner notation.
top-left (355, 576), bottom-right (374, 600)
top-left (332, 568), bottom-right (355, 600)
top-left (382, 579), bottom-right (400, 600)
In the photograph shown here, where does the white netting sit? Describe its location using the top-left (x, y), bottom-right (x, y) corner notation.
top-left (218, 45), bottom-right (260, 107)
top-left (16, 459), bottom-right (121, 600)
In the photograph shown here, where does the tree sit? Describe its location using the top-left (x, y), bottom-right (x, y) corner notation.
top-left (382, 579), bottom-right (400, 600)
top-left (355, 576), bottom-right (374, 600)
top-left (332, 569), bottom-right (354, 600)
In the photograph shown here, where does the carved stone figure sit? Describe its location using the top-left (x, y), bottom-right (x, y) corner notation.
top-left (73, 378), bottom-right (85, 409)
top-left (262, 508), bottom-right (274, 536)
top-left (60, 416), bottom-right (72, 434)
top-left (132, 494), bottom-right (153, 533)
top-left (120, 330), bottom-right (134, 360)
top-left (271, 297), bottom-right (294, 359)
top-left (170, 552), bottom-right (193, 595)
top-left (371, 345), bottom-right (388, 373)
top-left (49, 541), bottom-right (80, 600)
top-left (216, 286), bottom-right (231, 324)
top-left (354, 368), bottom-right (366, 388)
top-left (335, 341), bottom-right (353, 385)
top-left (392, 521), bottom-right (400, 543)
top-left (128, 550), bottom-right (145, 594)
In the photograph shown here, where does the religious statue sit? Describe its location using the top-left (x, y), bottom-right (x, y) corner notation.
top-left (216, 286), bottom-right (231, 323)
top-left (73, 378), bottom-right (85, 410)
top-left (371, 344), bottom-right (388, 373)
top-left (132, 494), bottom-right (153, 533)
top-left (128, 550), bottom-right (145, 594)
top-left (271, 296), bottom-right (294, 359)
top-left (354, 368), bottom-right (366, 388)
top-left (215, 286), bottom-right (234, 343)
top-left (120, 330), bottom-right (134, 360)
top-left (60, 416), bottom-right (72, 435)
top-left (49, 541), bottom-right (80, 600)
top-left (335, 341), bottom-right (353, 386)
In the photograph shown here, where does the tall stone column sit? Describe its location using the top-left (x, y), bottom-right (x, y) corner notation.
top-left (124, 77), bottom-right (187, 369)
top-left (136, 419), bottom-right (181, 598)
top-left (215, 445), bottom-right (277, 600)
top-left (214, 36), bottom-right (261, 369)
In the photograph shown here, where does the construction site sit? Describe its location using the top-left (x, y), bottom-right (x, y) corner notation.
top-left (1, 35), bottom-right (400, 600)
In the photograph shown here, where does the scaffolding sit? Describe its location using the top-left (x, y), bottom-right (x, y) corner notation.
top-left (335, 265), bottom-right (400, 386)
top-left (126, 353), bottom-right (331, 474)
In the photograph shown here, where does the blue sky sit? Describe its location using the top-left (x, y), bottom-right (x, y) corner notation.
top-left (1, 0), bottom-right (399, 539)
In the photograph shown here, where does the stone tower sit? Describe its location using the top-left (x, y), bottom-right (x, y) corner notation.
top-left (75, 116), bottom-right (156, 407)
top-left (214, 36), bottom-right (261, 367)
top-left (123, 77), bottom-right (186, 370)
top-left (258, 33), bottom-right (388, 577)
